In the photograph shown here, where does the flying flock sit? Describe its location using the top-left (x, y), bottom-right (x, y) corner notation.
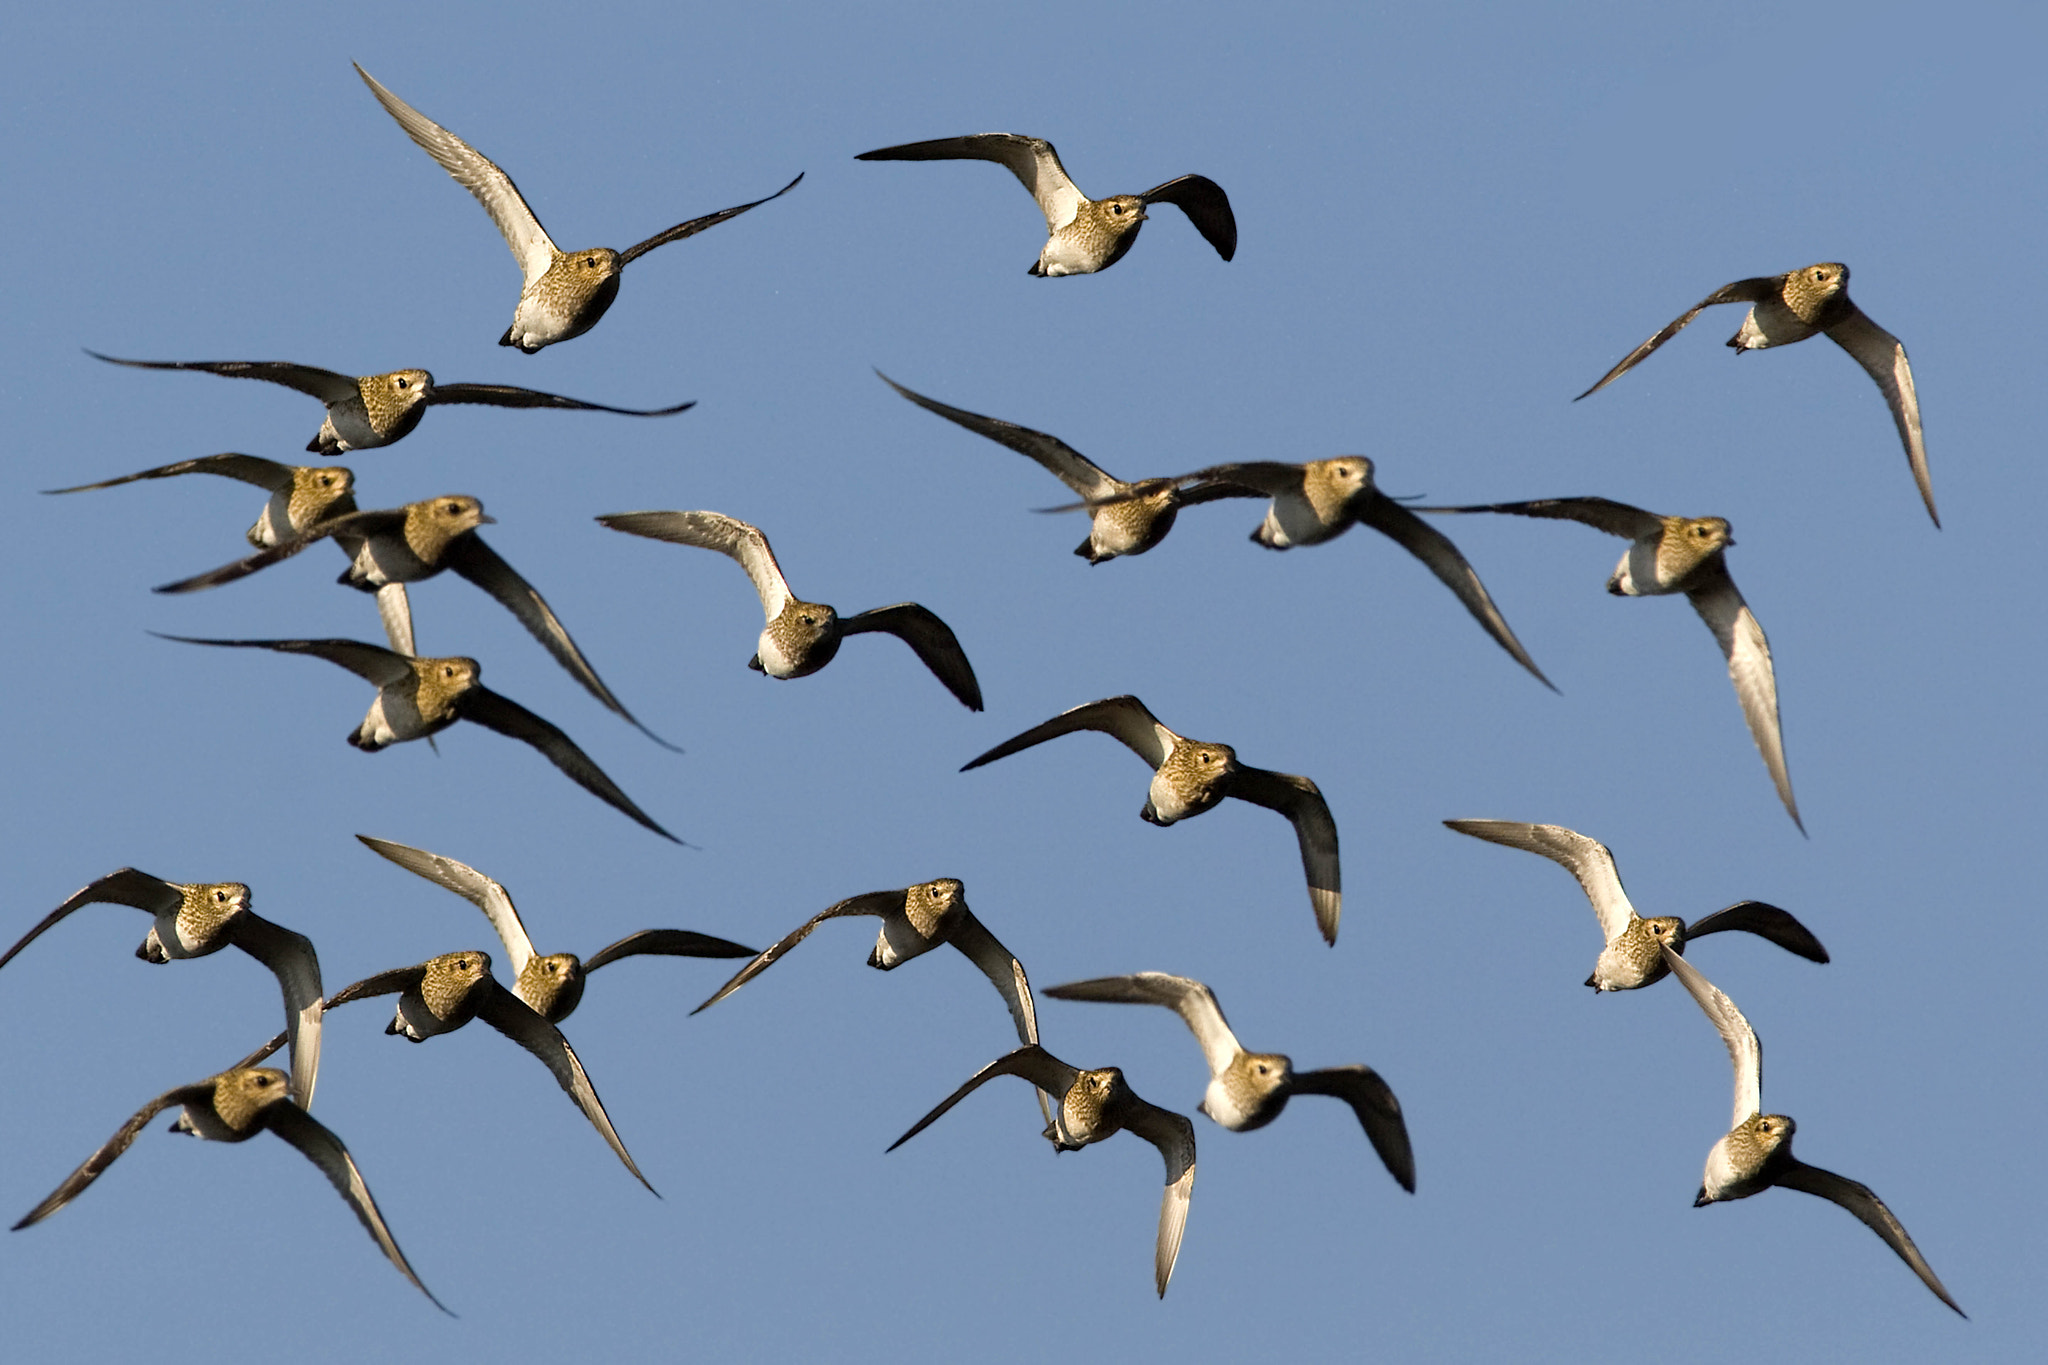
top-left (7, 60), bottom-right (1960, 1319)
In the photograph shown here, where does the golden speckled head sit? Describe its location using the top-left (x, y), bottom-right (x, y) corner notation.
top-left (1657, 516), bottom-right (1733, 584)
top-left (1155, 740), bottom-right (1236, 810)
top-left (1781, 263), bottom-right (1849, 324)
top-left (1302, 457), bottom-right (1376, 523)
top-left (357, 370), bottom-right (434, 439)
top-left (759, 598), bottom-right (842, 676)
top-left (420, 949), bottom-right (492, 1021)
top-left (402, 494), bottom-right (491, 560)
top-left (1062, 1066), bottom-right (1127, 1141)
top-left (903, 878), bottom-right (966, 939)
top-left (518, 952), bottom-right (586, 1022)
top-left (211, 1067), bottom-right (293, 1134)
top-left (178, 881), bottom-right (252, 926)
top-left (288, 465), bottom-right (356, 525)
top-left (411, 656), bottom-right (482, 719)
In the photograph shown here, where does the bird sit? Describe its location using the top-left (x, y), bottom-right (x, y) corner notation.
top-left (154, 494), bottom-right (673, 748)
top-left (86, 351), bottom-right (694, 455)
top-left (961, 695), bottom-right (1342, 944)
top-left (1661, 945), bottom-right (1963, 1316)
top-left (1075, 457), bottom-right (1551, 686)
top-left (153, 635), bottom-right (680, 843)
top-left (0, 869), bottom-right (323, 1108)
top-left (856, 132), bottom-right (1234, 277)
top-left (43, 453), bottom-right (359, 549)
top-left (12, 1063), bottom-right (445, 1312)
top-left (1574, 263), bottom-right (1936, 527)
top-left (688, 877), bottom-right (1050, 1126)
top-left (876, 371), bottom-right (1251, 563)
top-left (1415, 497), bottom-right (1799, 829)
top-left (1044, 972), bottom-right (1413, 1192)
top-left (597, 510), bottom-right (983, 710)
top-left (1442, 820), bottom-right (1828, 991)
top-left (355, 835), bottom-right (753, 1023)
top-left (888, 1043), bottom-right (1197, 1297)
top-left (356, 64), bottom-right (803, 352)
top-left (250, 948), bottom-right (653, 1194)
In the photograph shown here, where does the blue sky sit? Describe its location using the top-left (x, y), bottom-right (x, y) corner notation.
top-left (3, 3), bottom-right (2041, 1360)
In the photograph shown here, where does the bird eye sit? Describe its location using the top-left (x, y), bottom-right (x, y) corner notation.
top-left (396, 377), bottom-right (409, 389)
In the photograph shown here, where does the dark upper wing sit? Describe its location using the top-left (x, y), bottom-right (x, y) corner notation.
top-left (857, 134), bottom-right (1081, 233)
top-left (1352, 492), bottom-right (1553, 689)
top-left (839, 603), bottom-right (983, 710)
top-left (12, 1083), bottom-right (214, 1230)
top-left (472, 979), bottom-right (655, 1194)
top-left (1137, 174), bottom-right (1236, 261)
top-left (150, 633), bottom-right (417, 687)
top-left (237, 962), bottom-right (424, 1066)
top-left (455, 688), bottom-right (680, 843)
top-left (424, 384), bottom-right (694, 417)
top-left (1772, 1159), bottom-right (1965, 1317)
top-left (1825, 307), bottom-right (1938, 527)
top-left (1409, 496), bottom-right (1663, 541)
top-left (228, 913), bottom-right (325, 1110)
top-left (1573, 277), bottom-right (1783, 400)
top-left (260, 1102), bottom-right (450, 1313)
top-left (0, 868), bottom-right (179, 972)
top-left (1115, 1095), bottom-right (1199, 1298)
top-left (689, 890), bottom-right (904, 1014)
top-left (885, 1044), bottom-right (1082, 1152)
top-left (582, 929), bottom-right (758, 974)
top-left (947, 910), bottom-right (1052, 1130)
top-left (1684, 900), bottom-right (1829, 963)
top-left (1224, 766), bottom-right (1342, 945)
top-left (961, 695), bottom-right (1170, 771)
top-left (878, 371), bottom-right (1120, 500)
top-left (440, 535), bottom-right (678, 751)
top-left (151, 508), bottom-right (396, 595)
top-left (44, 453), bottom-right (296, 496)
top-left (1289, 1065), bottom-right (1417, 1193)
top-left (86, 352), bottom-right (361, 403)
top-left (617, 172), bottom-right (805, 266)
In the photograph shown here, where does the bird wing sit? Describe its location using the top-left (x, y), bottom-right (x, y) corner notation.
top-left (423, 384), bottom-right (694, 418)
top-left (86, 352), bottom-right (360, 404)
top-left (1042, 972), bottom-right (1243, 1080)
top-left (947, 910), bottom-right (1053, 1129)
top-left (1660, 945), bottom-right (1761, 1129)
top-left (1684, 900), bottom-right (1830, 964)
top-left (1442, 819), bottom-right (1638, 946)
top-left (354, 63), bottom-right (556, 284)
top-left (616, 172), bottom-right (805, 266)
top-left (858, 133), bottom-right (1084, 233)
top-left (960, 695), bottom-right (1173, 772)
top-left (689, 890), bottom-right (903, 1014)
top-left (473, 979), bottom-right (655, 1194)
top-left (1825, 307), bottom-right (1937, 527)
top-left (220, 961), bottom-right (427, 1061)
top-left (1353, 492), bottom-right (1553, 688)
top-left (838, 603), bottom-right (984, 711)
top-left (1290, 1065), bottom-right (1417, 1193)
top-left (150, 507), bottom-right (390, 594)
top-left (151, 634), bottom-right (417, 687)
top-left (43, 452), bottom-right (298, 496)
top-left (877, 371), bottom-right (1121, 500)
top-left (11, 1083), bottom-right (214, 1230)
top-left (597, 510), bottom-right (793, 621)
top-left (455, 687), bottom-right (680, 843)
top-left (0, 868), bottom-right (180, 972)
top-left (228, 913), bottom-right (325, 1110)
top-left (440, 535), bottom-right (674, 748)
top-left (375, 583), bottom-right (415, 657)
top-left (261, 1101), bottom-right (450, 1312)
top-left (1225, 766), bottom-right (1343, 946)
top-left (885, 1044), bottom-right (1082, 1152)
top-left (1574, 276), bottom-right (1783, 399)
top-left (1136, 174), bottom-right (1236, 261)
top-left (581, 928), bottom-right (758, 974)
top-left (1771, 1159), bottom-right (1965, 1317)
top-left (1119, 1097), bottom-right (1199, 1298)
top-left (1686, 565), bottom-right (1801, 832)
top-left (354, 834), bottom-right (536, 978)
top-left (1409, 495), bottom-right (1663, 541)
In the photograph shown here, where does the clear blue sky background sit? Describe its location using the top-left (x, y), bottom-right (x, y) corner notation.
top-left (3, 4), bottom-right (2040, 1361)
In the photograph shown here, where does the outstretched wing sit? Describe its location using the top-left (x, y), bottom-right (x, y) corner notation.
top-left (886, 1044), bottom-right (1082, 1152)
top-left (1684, 901), bottom-right (1829, 964)
top-left (0, 868), bottom-right (180, 972)
top-left (598, 510), bottom-right (794, 621)
top-left (1574, 276), bottom-right (1782, 400)
top-left (878, 372), bottom-right (1122, 501)
top-left (1442, 820), bottom-right (1639, 946)
top-left (1118, 1096), bottom-right (1199, 1298)
top-left (1226, 766), bottom-right (1343, 945)
top-left (961, 695), bottom-right (1173, 772)
top-left (1043, 972), bottom-right (1243, 1080)
top-left (150, 633), bottom-right (417, 687)
top-left (424, 384), bottom-right (693, 418)
top-left (839, 603), bottom-right (983, 711)
top-left (1411, 495), bottom-right (1663, 541)
top-left (1660, 946), bottom-right (1761, 1129)
top-left (618, 172), bottom-right (805, 266)
top-left (230, 913), bottom-right (325, 1110)
top-left (43, 453), bottom-right (297, 497)
top-left (858, 133), bottom-right (1084, 233)
top-left (690, 890), bottom-right (904, 1014)
top-left (1137, 174), bottom-right (1236, 261)
top-left (1290, 1065), bottom-right (1416, 1193)
top-left (11, 1083), bottom-right (214, 1230)
top-left (1772, 1159), bottom-right (1965, 1317)
top-left (355, 63), bottom-right (556, 284)
top-left (456, 688), bottom-right (680, 843)
top-left (1686, 565), bottom-right (1801, 832)
top-left (582, 928), bottom-right (757, 973)
top-left (86, 352), bottom-right (360, 404)
top-left (151, 507), bottom-right (395, 595)
top-left (355, 835), bottom-right (536, 978)
top-left (1826, 307), bottom-right (1937, 527)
